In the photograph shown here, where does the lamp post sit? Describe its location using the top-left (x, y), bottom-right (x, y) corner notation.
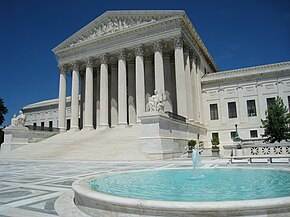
top-left (234, 124), bottom-right (241, 142)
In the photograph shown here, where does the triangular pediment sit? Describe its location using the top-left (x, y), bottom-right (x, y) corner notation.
top-left (53, 10), bottom-right (185, 53)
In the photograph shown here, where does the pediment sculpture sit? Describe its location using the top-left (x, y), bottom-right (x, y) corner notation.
top-left (69, 17), bottom-right (157, 48)
top-left (146, 90), bottom-right (166, 112)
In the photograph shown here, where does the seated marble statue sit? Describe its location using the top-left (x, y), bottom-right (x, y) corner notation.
top-left (11, 111), bottom-right (26, 127)
top-left (147, 90), bottom-right (166, 112)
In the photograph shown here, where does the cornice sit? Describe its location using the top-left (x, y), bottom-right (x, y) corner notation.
top-left (52, 11), bottom-right (185, 54)
top-left (181, 14), bottom-right (218, 72)
top-left (201, 61), bottom-right (290, 84)
top-left (52, 10), bottom-right (218, 72)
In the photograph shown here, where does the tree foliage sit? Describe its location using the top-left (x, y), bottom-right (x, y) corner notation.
top-left (261, 96), bottom-right (290, 143)
top-left (0, 98), bottom-right (8, 126)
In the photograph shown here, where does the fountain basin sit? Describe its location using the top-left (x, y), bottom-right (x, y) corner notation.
top-left (72, 168), bottom-right (290, 216)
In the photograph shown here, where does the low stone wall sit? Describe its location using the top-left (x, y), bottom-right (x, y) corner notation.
top-left (223, 140), bottom-right (290, 157)
top-left (138, 111), bottom-right (207, 159)
top-left (1, 126), bottom-right (59, 153)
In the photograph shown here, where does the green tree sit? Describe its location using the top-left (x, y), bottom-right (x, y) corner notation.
top-left (261, 96), bottom-right (290, 143)
top-left (0, 98), bottom-right (8, 126)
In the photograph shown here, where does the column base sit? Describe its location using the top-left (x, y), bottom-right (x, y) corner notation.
top-left (117, 123), bottom-right (128, 128)
top-left (69, 127), bottom-right (80, 132)
top-left (59, 128), bottom-right (67, 133)
top-left (97, 125), bottom-right (109, 130)
top-left (82, 126), bottom-right (94, 131)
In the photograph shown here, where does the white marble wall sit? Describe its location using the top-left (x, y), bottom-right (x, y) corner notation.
top-left (202, 67), bottom-right (290, 151)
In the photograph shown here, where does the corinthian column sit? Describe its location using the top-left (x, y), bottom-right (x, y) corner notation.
top-left (110, 64), bottom-right (118, 127)
top-left (135, 46), bottom-right (145, 122)
top-left (58, 64), bottom-right (67, 132)
top-left (153, 41), bottom-right (165, 94)
top-left (99, 55), bottom-right (108, 127)
top-left (84, 58), bottom-right (94, 130)
top-left (70, 62), bottom-right (80, 131)
top-left (184, 51), bottom-right (193, 121)
top-left (118, 50), bottom-right (127, 125)
top-left (174, 36), bottom-right (188, 118)
top-left (191, 56), bottom-right (199, 122)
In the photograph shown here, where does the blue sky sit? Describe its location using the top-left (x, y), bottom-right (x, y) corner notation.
top-left (0, 0), bottom-right (289, 126)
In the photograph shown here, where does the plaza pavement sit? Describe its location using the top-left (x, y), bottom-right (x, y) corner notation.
top-left (0, 158), bottom-right (289, 217)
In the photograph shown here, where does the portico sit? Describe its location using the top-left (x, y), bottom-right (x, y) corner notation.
top-left (53, 11), bottom-right (217, 132)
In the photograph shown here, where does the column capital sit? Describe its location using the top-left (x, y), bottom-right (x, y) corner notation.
top-left (183, 45), bottom-right (190, 54)
top-left (117, 49), bottom-right (127, 61)
top-left (99, 54), bottom-right (108, 64)
top-left (153, 40), bottom-right (163, 53)
top-left (85, 57), bottom-right (94, 68)
top-left (135, 45), bottom-right (144, 57)
top-left (174, 36), bottom-right (183, 49)
top-left (58, 64), bottom-right (67, 74)
top-left (72, 62), bottom-right (80, 71)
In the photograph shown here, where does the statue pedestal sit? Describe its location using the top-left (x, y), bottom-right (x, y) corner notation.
top-left (138, 111), bottom-right (206, 160)
top-left (1, 126), bottom-right (29, 153)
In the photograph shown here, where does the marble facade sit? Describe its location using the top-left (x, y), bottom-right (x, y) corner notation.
top-left (52, 10), bottom-right (215, 133)
top-left (20, 10), bottom-right (290, 155)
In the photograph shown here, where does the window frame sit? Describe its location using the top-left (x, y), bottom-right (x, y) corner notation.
top-left (250, 130), bottom-right (258, 138)
top-left (210, 103), bottom-right (219, 120)
top-left (228, 101), bottom-right (237, 119)
top-left (247, 99), bottom-right (257, 117)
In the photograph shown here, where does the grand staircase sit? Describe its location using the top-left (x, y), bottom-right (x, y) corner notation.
top-left (0, 125), bottom-right (149, 161)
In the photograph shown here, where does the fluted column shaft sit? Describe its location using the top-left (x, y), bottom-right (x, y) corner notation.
top-left (58, 65), bottom-right (67, 132)
top-left (70, 63), bottom-right (80, 130)
top-left (111, 65), bottom-right (118, 126)
top-left (191, 57), bottom-right (199, 121)
top-left (145, 58), bottom-right (154, 106)
top-left (135, 47), bottom-right (145, 122)
top-left (184, 52), bottom-right (193, 121)
top-left (118, 50), bottom-right (127, 125)
top-left (84, 59), bottom-right (94, 129)
top-left (128, 62), bottom-right (136, 125)
top-left (154, 41), bottom-right (165, 93)
top-left (174, 37), bottom-right (188, 118)
top-left (99, 55), bottom-right (109, 126)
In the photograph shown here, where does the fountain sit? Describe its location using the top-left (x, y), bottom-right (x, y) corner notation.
top-left (70, 147), bottom-right (290, 216)
top-left (191, 146), bottom-right (201, 178)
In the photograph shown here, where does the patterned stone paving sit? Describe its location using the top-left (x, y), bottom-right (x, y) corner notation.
top-left (0, 159), bottom-right (196, 216)
top-left (0, 158), bottom-right (288, 217)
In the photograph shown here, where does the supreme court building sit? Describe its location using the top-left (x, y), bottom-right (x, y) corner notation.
top-left (22, 10), bottom-right (290, 157)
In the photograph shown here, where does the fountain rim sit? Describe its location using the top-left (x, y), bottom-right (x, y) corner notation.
top-left (72, 167), bottom-right (290, 212)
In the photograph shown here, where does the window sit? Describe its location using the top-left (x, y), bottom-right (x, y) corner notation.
top-left (49, 121), bottom-right (53, 132)
top-left (250, 130), bottom-right (258, 138)
top-left (247, 100), bottom-right (257, 117)
top-left (33, 123), bottom-right (37, 130)
top-left (228, 102), bottom-right (237, 118)
top-left (41, 122), bottom-right (45, 131)
top-left (66, 119), bottom-right (71, 130)
top-left (266, 97), bottom-right (275, 109)
top-left (230, 131), bottom-right (236, 140)
top-left (210, 104), bottom-right (219, 120)
top-left (212, 132), bottom-right (219, 140)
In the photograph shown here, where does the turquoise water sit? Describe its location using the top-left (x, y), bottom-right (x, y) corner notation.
top-left (90, 169), bottom-right (290, 202)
